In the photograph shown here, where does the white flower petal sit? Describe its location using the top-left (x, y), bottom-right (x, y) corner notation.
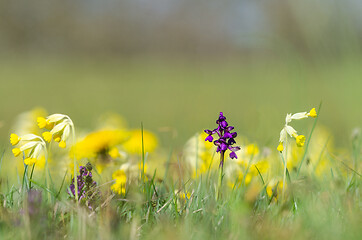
top-left (279, 128), bottom-right (287, 142)
top-left (291, 112), bottom-right (308, 120)
top-left (30, 144), bottom-right (42, 159)
top-left (20, 141), bottom-right (38, 152)
top-left (21, 134), bottom-right (41, 141)
top-left (285, 125), bottom-right (297, 137)
top-left (50, 121), bottom-right (67, 134)
top-left (285, 114), bottom-right (292, 124)
top-left (47, 114), bottom-right (67, 123)
top-left (62, 125), bottom-right (71, 141)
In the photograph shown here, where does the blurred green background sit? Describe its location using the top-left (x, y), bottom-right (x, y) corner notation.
top-left (0, 0), bottom-right (361, 149)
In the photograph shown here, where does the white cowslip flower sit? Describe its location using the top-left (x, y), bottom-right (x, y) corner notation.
top-left (38, 114), bottom-right (75, 148)
top-left (277, 108), bottom-right (317, 152)
top-left (10, 133), bottom-right (47, 165)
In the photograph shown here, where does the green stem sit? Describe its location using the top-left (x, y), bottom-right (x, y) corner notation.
top-left (141, 123), bottom-right (145, 183)
top-left (297, 102), bottom-right (321, 177)
top-left (216, 151), bottom-right (225, 201)
top-left (29, 163), bottom-right (36, 189)
top-left (72, 126), bottom-right (79, 202)
top-left (281, 138), bottom-right (288, 203)
top-left (22, 164), bottom-right (29, 192)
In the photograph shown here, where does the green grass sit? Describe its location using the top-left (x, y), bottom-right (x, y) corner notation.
top-left (0, 54), bottom-right (360, 239)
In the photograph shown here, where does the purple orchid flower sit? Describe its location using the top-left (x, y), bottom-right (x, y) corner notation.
top-left (204, 112), bottom-right (240, 161)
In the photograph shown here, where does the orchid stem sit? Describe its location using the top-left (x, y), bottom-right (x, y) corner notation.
top-left (216, 151), bottom-right (225, 201)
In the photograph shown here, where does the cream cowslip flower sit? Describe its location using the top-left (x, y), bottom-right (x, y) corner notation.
top-left (39, 114), bottom-right (74, 148)
top-left (10, 133), bottom-right (47, 165)
top-left (277, 108), bottom-right (317, 152)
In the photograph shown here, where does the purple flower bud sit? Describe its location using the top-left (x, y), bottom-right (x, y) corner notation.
top-left (221, 121), bottom-right (228, 128)
top-left (229, 151), bottom-right (237, 159)
top-left (204, 129), bottom-right (213, 135)
top-left (220, 143), bottom-right (228, 151)
top-left (205, 135), bottom-right (213, 142)
top-left (227, 126), bottom-right (234, 131)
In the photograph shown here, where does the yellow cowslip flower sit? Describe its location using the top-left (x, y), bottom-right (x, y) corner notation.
top-left (111, 170), bottom-right (127, 195)
top-left (295, 135), bottom-right (306, 147)
top-left (122, 129), bottom-right (158, 155)
top-left (10, 133), bottom-right (21, 146)
top-left (308, 108), bottom-right (317, 118)
top-left (277, 142), bottom-right (284, 152)
top-left (12, 148), bottom-right (21, 157)
top-left (10, 133), bottom-right (47, 165)
top-left (39, 114), bottom-right (74, 148)
top-left (24, 158), bottom-right (37, 165)
top-left (42, 131), bottom-right (52, 143)
top-left (277, 108), bottom-right (316, 152)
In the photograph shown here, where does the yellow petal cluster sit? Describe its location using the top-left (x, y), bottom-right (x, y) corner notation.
top-left (122, 129), bottom-right (158, 155)
top-left (111, 170), bottom-right (127, 195)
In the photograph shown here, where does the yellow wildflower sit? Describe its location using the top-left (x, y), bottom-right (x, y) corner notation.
top-left (10, 133), bottom-right (20, 146)
top-left (108, 147), bottom-right (120, 158)
top-left (38, 114), bottom-right (74, 148)
top-left (278, 108), bottom-right (316, 151)
top-left (111, 170), bottom-right (127, 195)
top-left (42, 132), bottom-right (52, 143)
top-left (10, 134), bottom-right (46, 165)
top-left (59, 141), bottom-right (66, 148)
top-left (24, 158), bottom-right (37, 166)
top-left (296, 135), bottom-right (306, 147)
top-left (12, 148), bottom-right (21, 157)
top-left (73, 129), bottom-right (128, 160)
top-left (308, 108), bottom-right (317, 118)
top-left (37, 117), bottom-right (47, 129)
top-left (122, 129), bottom-right (158, 155)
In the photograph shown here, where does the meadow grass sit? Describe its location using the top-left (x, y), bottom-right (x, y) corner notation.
top-left (0, 55), bottom-right (360, 239)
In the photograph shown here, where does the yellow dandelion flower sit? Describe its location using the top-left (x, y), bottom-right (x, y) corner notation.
top-left (10, 133), bottom-right (20, 146)
top-left (108, 147), bottom-right (120, 158)
top-left (123, 129), bottom-right (158, 155)
top-left (111, 182), bottom-right (126, 195)
top-left (73, 129), bottom-right (129, 160)
top-left (111, 170), bottom-right (127, 195)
